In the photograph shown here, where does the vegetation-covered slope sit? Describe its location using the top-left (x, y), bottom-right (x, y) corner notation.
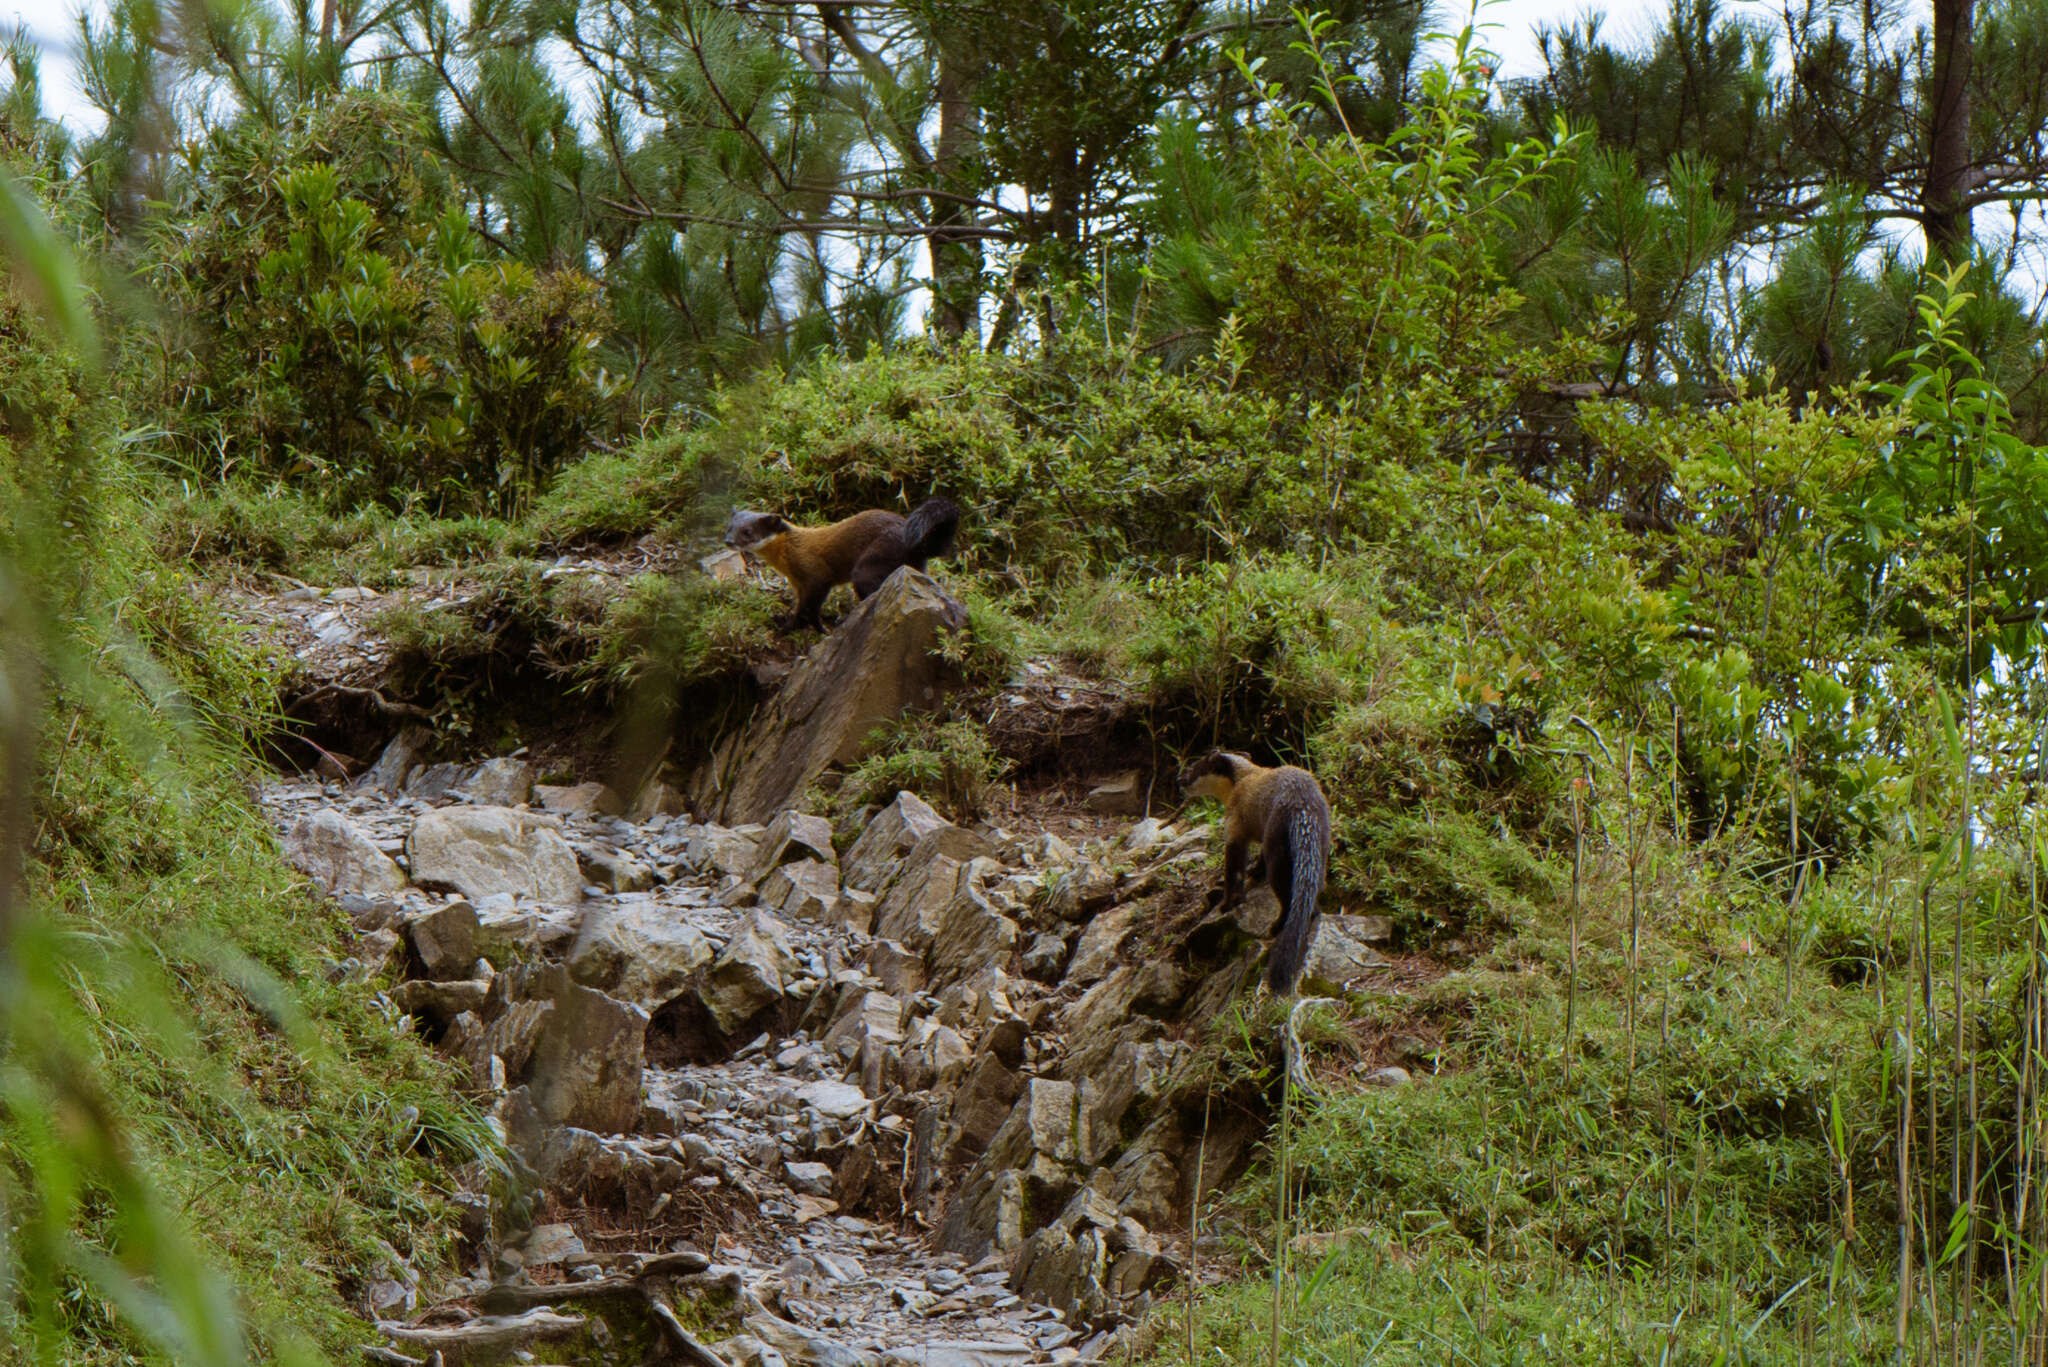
top-left (7, 0), bottom-right (2048, 1361)
top-left (1, 192), bottom-right (496, 1363)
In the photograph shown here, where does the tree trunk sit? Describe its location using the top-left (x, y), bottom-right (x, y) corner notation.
top-left (1922, 0), bottom-right (1974, 262)
top-left (928, 32), bottom-right (982, 340)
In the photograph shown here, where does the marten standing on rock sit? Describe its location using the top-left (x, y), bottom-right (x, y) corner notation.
top-left (723, 497), bottom-right (961, 631)
top-left (1181, 749), bottom-right (1331, 995)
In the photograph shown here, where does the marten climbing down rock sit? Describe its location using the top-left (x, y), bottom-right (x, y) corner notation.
top-left (1181, 748), bottom-right (1332, 995)
top-left (724, 497), bottom-right (962, 631)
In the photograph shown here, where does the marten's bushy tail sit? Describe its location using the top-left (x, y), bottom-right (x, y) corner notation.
top-left (1267, 802), bottom-right (1329, 994)
top-left (901, 497), bottom-right (961, 567)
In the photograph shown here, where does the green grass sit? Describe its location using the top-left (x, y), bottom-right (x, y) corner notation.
top-left (1158, 1239), bottom-right (1905, 1364)
top-left (12, 784), bottom-right (501, 1362)
top-left (1146, 824), bottom-right (2039, 1366)
top-left (5, 385), bottom-right (503, 1360)
top-left (525, 429), bottom-right (713, 545)
top-left (822, 716), bottom-right (1006, 821)
top-left (158, 478), bottom-right (515, 585)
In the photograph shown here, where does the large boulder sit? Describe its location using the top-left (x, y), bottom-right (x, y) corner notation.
top-left (1110, 1137), bottom-right (1182, 1232)
top-left (408, 806), bottom-right (585, 902)
top-left (870, 829), bottom-right (997, 952)
top-left (1083, 1038), bottom-right (1190, 1163)
top-left (405, 762), bottom-right (468, 802)
top-left (458, 997), bottom-right (552, 1091)
top-left (1083, 770), bottom-right (1147, 816)
top-left (1010, 1222), bottom-right (1108, 1327)
top-left (697, 910), bottom-right (796, 1035)
top-left (927, 874), bottom-right (1019, 986)
top-left (535, 781), bottom-right (617, 815)
top-left (405, 899), bottom-right (480, 980)
top-left (578, 845), bottom-right (657, 894)
top-left (464, 756), bottom-right (535, 807)
top-left (568, 904), bottom-right (714, 1012)
top-left (901, 1019), bottom-right (972, 1093)
top-left (823, 990), bottom-right (905, 1058)
top-left (946, 1053), bottom-right (1024, 1163)
top-left (687, 824), bottom-right (764, 880)
top-left (1302, 915), bottom-right (1393, 988)
top-left (282, 809), bottom-right (408, 897)
top-left (690, 570), bottom-right (968, 824)
top-left (359, 724), bottom-right (431, 794)
top-left (938, 1079), bottom-right (1085, 1260)
top-left (864, 940), bottom-right (926, 998)
top-left (473, 903), bottom-right (583, 962)
top-left (745, 810), bottom-right (838, 884)
top-left (1063, 902), bottom-right (1142, 986)
top-left (525, 980), bottom-right (649, 1133)
top-left (761, 859), bottom-right (842, 924)
top-left (841, 792), bottom-right (950, 893)
top-left (796, 1079), bottom-right (872, 1122)
top-left (391, 977), bottom-right (491, 1025)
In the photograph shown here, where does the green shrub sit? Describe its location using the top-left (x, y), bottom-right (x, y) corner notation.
top-left (1117, 553), bottom-right (1391, 753)
top-left (826, 716), bottom-right (1006, 822)
top-left (551, 330), bottom-right (1317, 576)
top-left (587, 570), bottom-right (780, 701)
top-left (526, 429), bottom-right (714, 546)
top-left (2, 267), bottom-right (499, 1361)
top-left (374, 563), bottom-right (782, 749)
top-left (146, 95), bottom-right (614, 514)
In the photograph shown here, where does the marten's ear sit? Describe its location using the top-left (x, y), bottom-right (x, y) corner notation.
top-left (1179, 749), bottom-right (1226, 789)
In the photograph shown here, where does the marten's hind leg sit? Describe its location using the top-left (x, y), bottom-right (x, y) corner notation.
top-left (1264, 833), bottom-right (1294, 913)
top-left (851, 545), bottom-right (905, 600)
top-left (1208, 838), bottom-right (1249, 909)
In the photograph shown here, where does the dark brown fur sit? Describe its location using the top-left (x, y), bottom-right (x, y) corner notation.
top-left (724, 497), bottom-right (960, 630)
top-left (1181, 748), bottom-right (1332, 994)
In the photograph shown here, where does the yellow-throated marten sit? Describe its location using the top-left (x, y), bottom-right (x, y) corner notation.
top-left (1181, 749), bottom-right (1331, 994)
top-left (723, 497), bottom-right (961, 631)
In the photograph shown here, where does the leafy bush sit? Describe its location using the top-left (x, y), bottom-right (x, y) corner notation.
top-left (2, 257), bottom-right (497, 1361)
top-left (375, 562), bottom-right (781, 751)
top-left (1117, 552), bottom-right (1390, 754)
top-left (145, 95), bottom-right (614, 514)
top-left (588, 572), bottom-right (774, 689)
top-left (527, 429), bottom-right (714, 546)
top-left (827, 716), bottom-right (1005, 821)
top-left (1229, 19), bottom-right (1578, 426)
top-left (554, 329), bottom-right (1315, 577)
top-left (162, 480), bottom-right (520, 585)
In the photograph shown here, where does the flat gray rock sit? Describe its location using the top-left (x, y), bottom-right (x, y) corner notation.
top-left (881, 1343), bottom-right (1036, 1367)
top-left (796, 1080), bottom-right (870, 1121)
top-left (409, 806), bottom-right (584, 902)
top-left (283, 809), bottom-right (408, 896)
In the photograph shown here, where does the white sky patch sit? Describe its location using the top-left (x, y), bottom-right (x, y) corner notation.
top-left (6, 0), bottom-right (98, 132)
top-left (6, 0), bottom-right (2036, 320)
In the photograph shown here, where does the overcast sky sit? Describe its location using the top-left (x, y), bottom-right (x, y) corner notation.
top-left (14, 0), bottom-right (2010, 301)
top-left (2, 0), bottom-right (1707, 135)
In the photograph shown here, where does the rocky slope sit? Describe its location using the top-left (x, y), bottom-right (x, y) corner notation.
top-left (262, 569), bottom-right (1410, 1366)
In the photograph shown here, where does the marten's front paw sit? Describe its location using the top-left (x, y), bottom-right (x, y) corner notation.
top-left (1203, 886), bottom-right (1232, 911)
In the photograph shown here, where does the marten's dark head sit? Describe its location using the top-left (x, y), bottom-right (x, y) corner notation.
top-left (1181, 748), bottom-right (1252, 801)
top-left (724, 509), bottom-right (790, 553)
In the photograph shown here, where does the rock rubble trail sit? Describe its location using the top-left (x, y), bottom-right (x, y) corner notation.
top-left (274, 773), bottom-right (1111, 1365)
top-left (259, 573), bottom-right (1414, 1367)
